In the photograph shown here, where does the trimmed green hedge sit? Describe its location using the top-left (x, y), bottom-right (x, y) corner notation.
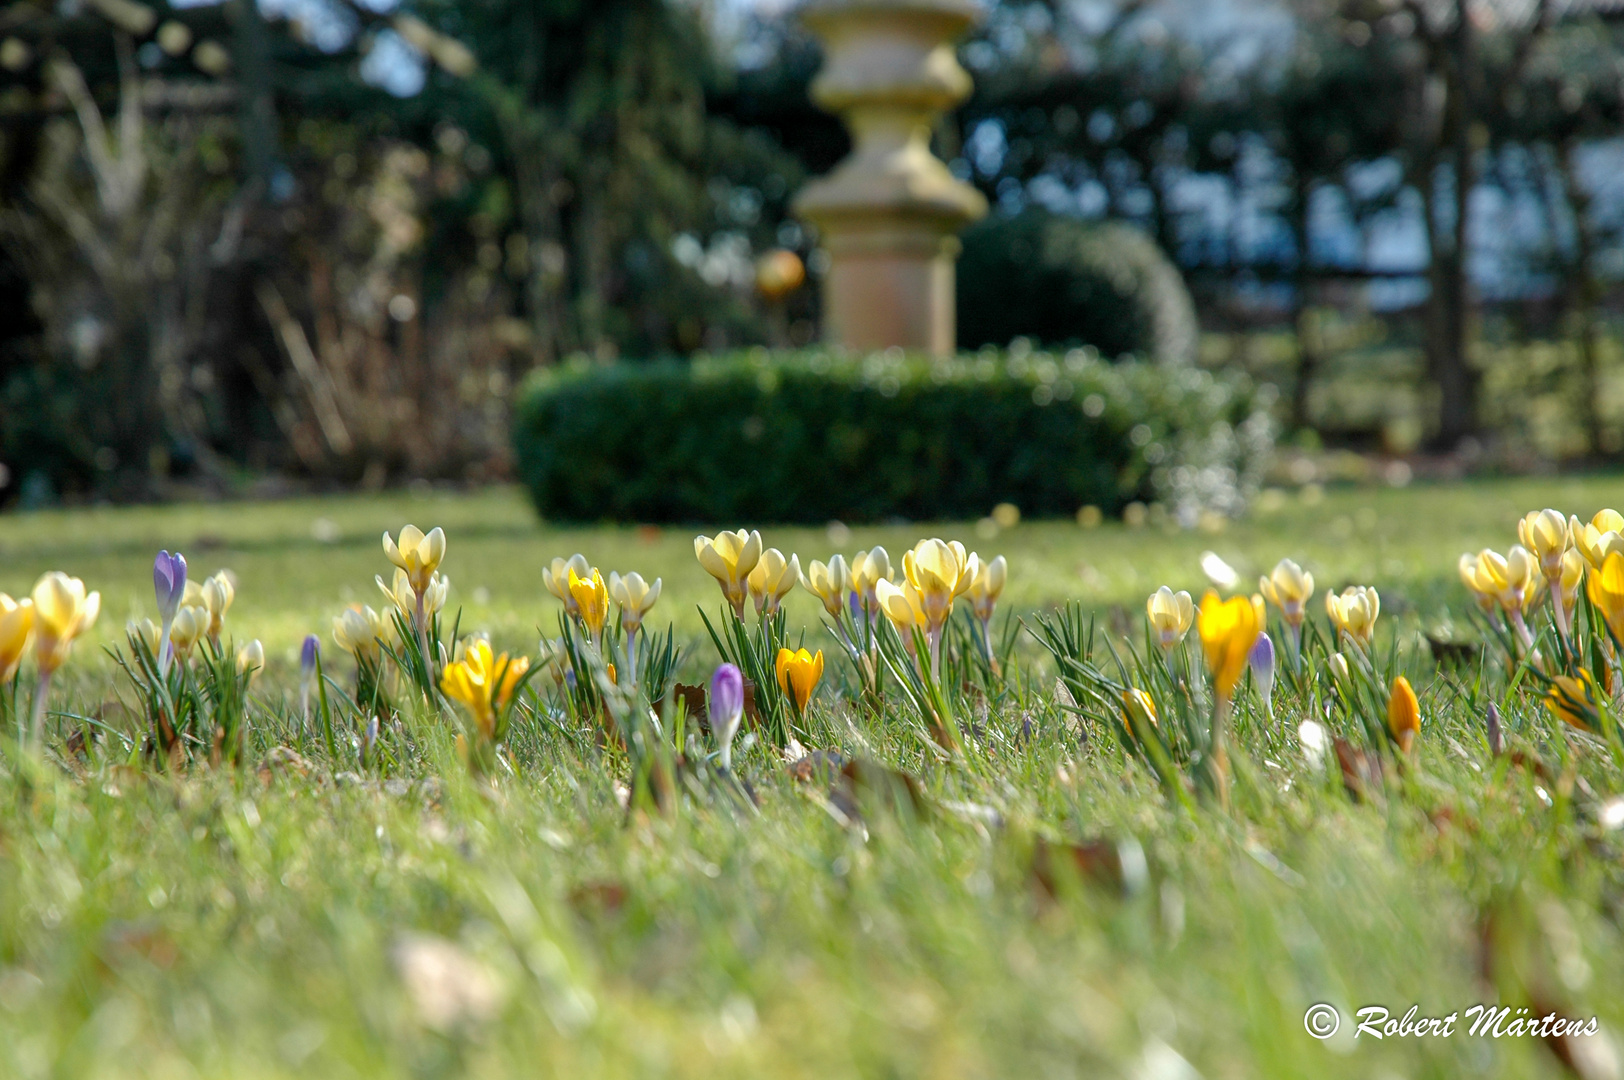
top-left (512, 348), bottom-right (1274, 524)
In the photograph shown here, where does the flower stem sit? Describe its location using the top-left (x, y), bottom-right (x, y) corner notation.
top-left (414, 590), bottom-right (433, 685)
top-left (30, 670), bottom-right (51, 749)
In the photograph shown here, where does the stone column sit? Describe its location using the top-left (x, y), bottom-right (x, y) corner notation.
top-left (792, 0), bottom-right (987, 358)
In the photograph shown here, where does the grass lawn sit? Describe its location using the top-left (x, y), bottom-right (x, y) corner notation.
top-left (2, 477), bottom-right (1624, 1078)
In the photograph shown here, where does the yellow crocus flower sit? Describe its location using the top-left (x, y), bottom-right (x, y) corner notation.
top-left (1325, 585), bottom-right (1381, 646)
top-left (1258, 558), bottom-right (1314, 627)
top-left (902, 538), bottom-right (978, 633)
top-left (608, 571), bottom-right (661, 636)
top-left (966, 554), bottom-right (1007, 623)
top-left (695, 529), bottom-right (763, 617)
top-left (0, 595), bottom-right (35, 682)
top-left (568, 568), bottom-right (609, 642)
top-left (1146, 586), bottom-right (1194, 650)
top-left (775, 647), bottom-right (824, 713)
top-left (1587, 551), bottom-right (1624, 644)
top-left (383, 525), bottom-right (447, 595)
top-left (1546, 670), bottom-right (1602, 735)
top-left (800, 555), bottom-right (850, 617)
top-left (1121, 687), bottom-right (1159, 742)
top-left (543, 554), bottom-right (591, 617)
top-left (334, 604), bottom-right (391, 661)
top-left (31, 571), bottom-right (100, 675)
top-left (874, 578), bottom-right (929, 639)
top-left (440, 639), bottom-right (530, 740)
top-left (1572, 517), bottom-right (1624, 570)
top-left (849, 548), bottom-right (892, 615)
top-left (1197, 591), bottom-right (1262, 702)
top-left (1388, 675), bottom-right (1420, 754)
top-left (1518, 508), bottom-right (1572, 582)
top-left (1593, 509), bottom-right (1624, 534)
top-left (746, 548), bottom-right (800, 616)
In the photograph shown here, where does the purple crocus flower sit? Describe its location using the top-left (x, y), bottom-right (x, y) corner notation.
top-left (154, 550), bottom-right (186, 619)
top-left (300, 634), bottom-right (320, 735)
top-left (153, 550), bottom-right (187, 673)
top-left (710, 662), bottom-right (745, 770)
top-left (1250, 631), bottom-right (1276, 716)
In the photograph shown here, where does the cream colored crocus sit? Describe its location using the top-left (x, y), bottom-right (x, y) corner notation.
top-left (1474, 546), bottom-right (1537, 617)
top-left (695, 529), bottom-right (763, 617)
top-left (746, 548), bottom-right (800, 617)
top-left (378, 568), bottom-right (447, 620)
top-left (126, 618), bottom-right (161, 660)
top-left (608, 572), bottom-right (661, 637)
top-left (536, 637), bottom-right (569, 681)
top-left (1592, 508), bottom-right (1624, 534)
top-left (1, 595), bottom-right (35, 683)
top-left (201, 571), bottom-right (234, 642)
top-left (849, 548), bottom-right (892, 617)
top-left (334, 604), bottom-right (391, 662)
top-left (169, 605), bottom-right (206, 659)
top-left (801, 555), bottom-right (850, 618)
top-left (1259, 558), bottom-right (1314, 628)
top-left (966, 555), bottom-right (1007, 624)
top-left (1519, 509), bottom-right (1572, 583)
top-left (1325, 585), bottom-right (1380, 647)
top-left (902, 538), bottom-right (978, 635)
top-left (1459, 552), bottom-right (1498, 614)
top-left (1146, 586), bottom-right (1194, 651)
top-left (32, 572), bottom-right (100, 676)
top-left (544, 554), bottom-right (591, 617)
top-left (383, 525), bottom-right (446, 595)
top-left (1559, 548), bottom-right (1585, 622)
top-left (874, 577), bottom-right (928, 646)
top-left (236, 639), bottom-right (265, 686)
top-left (28, 572), bottom-right (99, 746)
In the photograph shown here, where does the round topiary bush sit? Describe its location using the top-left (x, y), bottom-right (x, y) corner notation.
top-left (956, 209), bottom-right (1199, 365)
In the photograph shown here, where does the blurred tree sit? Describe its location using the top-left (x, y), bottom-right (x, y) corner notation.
top-left (1490, 17), bottom-right (1624, 457)
top-left (0, 0), bottom-right (807, 497)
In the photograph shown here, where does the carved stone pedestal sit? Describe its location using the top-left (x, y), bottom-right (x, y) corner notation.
top-left (792, 0), bottom-right (987, 357)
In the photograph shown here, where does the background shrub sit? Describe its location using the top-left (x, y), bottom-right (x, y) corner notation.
top-left (956, 209), bottom-right (1200, 365)
top-left (513, 347), bottom-right (1274, 525)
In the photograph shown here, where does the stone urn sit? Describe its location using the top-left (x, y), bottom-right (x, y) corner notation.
top-left (792, 0), bottom-right (988, 358)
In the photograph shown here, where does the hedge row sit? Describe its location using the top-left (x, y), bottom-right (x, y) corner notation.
top-left (512, 347), bottom-right (1275, 524)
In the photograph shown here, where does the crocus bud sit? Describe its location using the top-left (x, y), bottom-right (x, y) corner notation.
top-left (153, 550), bottom-right (187, 674)
top-left (1298, 719), bottom-right (1329, 770)
top-left (1388, 675), bottom-right (1420, 754)
top-left (153, 550), bottom-right (187, 622)
top-left (1327, 652), bottom-right (1350, 688)
top-left (710, 662), bottom-right (745, 770)
top-left (299, 633), bottom-right (320, 731)
top-left (236, 639), bottom-right (264, 686)
top-left (1249, 631), bottom-right (1275, 713)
